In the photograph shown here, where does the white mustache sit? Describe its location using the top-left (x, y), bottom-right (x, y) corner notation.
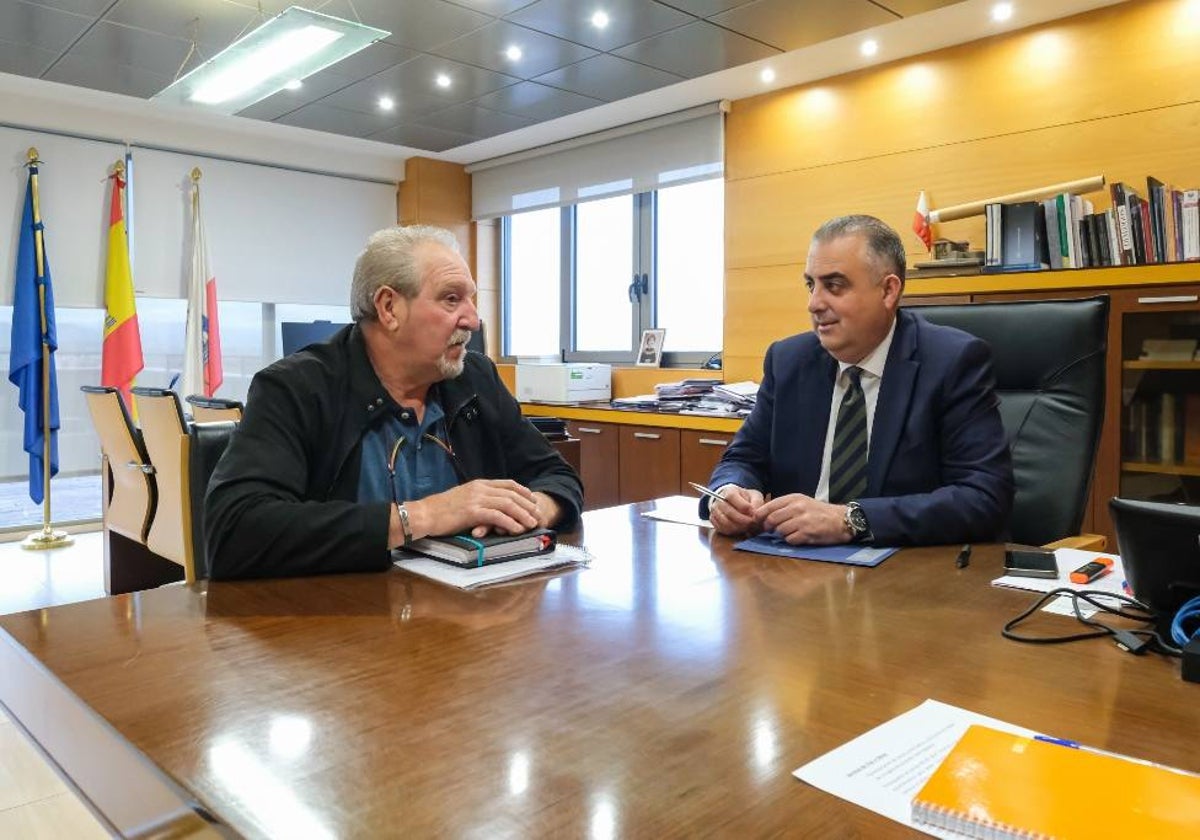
top-left (448, 329), bottom-right (472, 347)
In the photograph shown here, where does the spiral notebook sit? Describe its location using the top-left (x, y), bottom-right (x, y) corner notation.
top-left (911, 724), bottom-right (1200, 838)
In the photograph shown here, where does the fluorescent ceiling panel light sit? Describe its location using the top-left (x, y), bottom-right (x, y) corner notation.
top-left (153, 6), bottom-right (388, 114)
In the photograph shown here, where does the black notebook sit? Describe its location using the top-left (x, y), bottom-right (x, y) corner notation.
top-left (406, 529), bottom-right (557, 567)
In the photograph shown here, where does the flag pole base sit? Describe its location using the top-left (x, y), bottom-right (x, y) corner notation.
top-left (21, 527), bottom-right (74, 551)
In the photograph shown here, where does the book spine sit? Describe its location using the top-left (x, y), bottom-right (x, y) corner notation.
top-left (1043, 199), bottom-right (1062, 270)
top-left (1112, 183), bottom-right (1132, 265)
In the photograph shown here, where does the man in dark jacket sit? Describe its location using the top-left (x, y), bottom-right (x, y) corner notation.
top-left (206, 225), bottom-right (582, 579)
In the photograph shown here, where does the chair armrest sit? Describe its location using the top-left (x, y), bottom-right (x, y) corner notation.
top-left (1042, 533), bottom-right (1107, 552)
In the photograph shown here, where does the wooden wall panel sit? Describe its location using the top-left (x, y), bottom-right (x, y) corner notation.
top-left (727, 1), bottom-right (1200, 182)
top-left (397, 157), bottom-right (474, 272)
top-left (725, 0), bottom-right (1200, 381)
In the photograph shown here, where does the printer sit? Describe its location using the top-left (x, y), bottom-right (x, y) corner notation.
top-left (516, 363), bottom-right (612, 404)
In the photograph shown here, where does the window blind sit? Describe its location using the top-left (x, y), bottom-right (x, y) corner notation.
top-left (468, 102), bottom-right (726, 220)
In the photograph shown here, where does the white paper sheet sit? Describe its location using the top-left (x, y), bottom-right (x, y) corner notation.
top-left (393, 544), bottom-right (590, 589)
top-left (639, 495), bottom-right (713, 529)
top-left (793, 699), bottom-right (1037, 837)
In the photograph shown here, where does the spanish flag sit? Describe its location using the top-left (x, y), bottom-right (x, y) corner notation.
top-left (101, 164), bottom-right (143, 409)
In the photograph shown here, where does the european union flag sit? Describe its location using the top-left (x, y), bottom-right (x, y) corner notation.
top-left (8, 165), bottom-right (59, 503)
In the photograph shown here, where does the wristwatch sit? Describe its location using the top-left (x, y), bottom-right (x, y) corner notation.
top-left (844, 501), bottom-right (870, 542)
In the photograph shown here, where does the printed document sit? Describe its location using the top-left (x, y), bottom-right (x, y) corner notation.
top-left (793, 699), bottom-right (1036, 837)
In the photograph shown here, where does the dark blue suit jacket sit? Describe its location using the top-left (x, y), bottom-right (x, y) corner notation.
top-left (708, 308), bottom-right (1014, 545)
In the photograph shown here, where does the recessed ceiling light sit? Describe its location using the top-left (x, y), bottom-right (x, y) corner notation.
top-left (505, 45), bottom-right (523, 61)
top-left (283, 79), bottom-right (303, 91)
top-left (992, 2), bottom-right (1013, 22)
top-left (378, 95), bottom-right (394, 111)
top-left (860, 39), bottom-right (878, 57)
top-left (591, 10), bottom-right (610, 29)
top-left (760, 67), bottom-right (775, 84)
top-left (435, 73), bottom-right (452, 89)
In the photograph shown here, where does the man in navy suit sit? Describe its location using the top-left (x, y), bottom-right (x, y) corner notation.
top-left (705, 215), bottom-right (1013, 546)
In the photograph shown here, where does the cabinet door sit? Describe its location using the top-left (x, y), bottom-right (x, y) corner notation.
top-left (618, 426), bottom-right (681, 504)
top-left (566, 421), bottom-right (620, 511)
top-left (1110, 285), bottom-right (1200, 522)
top-left (680, 430), bottom-right (733, 494)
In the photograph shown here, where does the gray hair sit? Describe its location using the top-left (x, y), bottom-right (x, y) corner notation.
top-left (812, 215), bottom-right (907, 284)
top-left (350, 225), bottom-right (462, 321)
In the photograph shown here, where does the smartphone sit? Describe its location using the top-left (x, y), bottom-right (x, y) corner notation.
top-left (1003, 547), bottom-right (1059, 579)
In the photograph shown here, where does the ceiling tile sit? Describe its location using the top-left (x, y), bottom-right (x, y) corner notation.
top-left (871, 0), bottom-right (960, 15)
top-left (104, 0), bottom-right (266, 51)
top-left (68, 21), bottom-right (193, 78)
top-left (275, 102), bottom-right (401, 138)
top-left (234, 67), bottom-right (358, 121)
top-left (432, 20), bottom-right (597, 78)
top-left (0, 37), bottom-right (59, 77)
top-left (1, 1), bottom-right (93, 53)
top-left (655, 0), bottom-right (757, 15)
top-left (330, 0), bottom-right (493, 52)
top-left (711, 0), bottom-right (896, 51)
top-left (474, 80), bottom-right (603, 121)
top-left (320, 40), bottom-right (418, 80)
top-left (614, 19), bottom-right (777, 78)
top-left (367, 122), bottom-right (481, 153)
top-left (441, 0), bottom-right (539, 15)
top-left (419, 103), bottom-right (534, 136)
top-left (321, 54), bottom-right (519, 117)
top-left (532, 53), bottom-right (683, 102)
top-left (507, 0), bottom-right (696, 51)
top-left (21, 0), bottom-right (118, 15)
top-left (42, 53), bottom-right (174, 99)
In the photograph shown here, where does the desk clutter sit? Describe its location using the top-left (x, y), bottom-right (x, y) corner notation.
top-left (611, 378), bottom-right (758, 416)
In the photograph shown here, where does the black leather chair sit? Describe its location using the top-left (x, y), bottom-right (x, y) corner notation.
top-left (185, 394), bottom-right (244, 422)
top-left (188, 421), bottom-right (237, 580)
top-left (909, 295), bottom-right (1109, 547)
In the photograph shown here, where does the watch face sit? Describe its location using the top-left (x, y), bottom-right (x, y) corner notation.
top-left (847, 504), bottom-right (868, 533)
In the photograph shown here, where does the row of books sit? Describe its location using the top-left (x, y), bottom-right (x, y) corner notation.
top-left (983, 178), bottom-right (1200, 272)
top-left (1124, 392), bottom-right (1200, 465)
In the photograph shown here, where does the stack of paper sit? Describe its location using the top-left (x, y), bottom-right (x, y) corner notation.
top-left (393, 544), bottom-right (590, 590)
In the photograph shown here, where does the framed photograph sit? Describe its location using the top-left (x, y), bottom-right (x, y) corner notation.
top-left (636, 328), bottom-right (666, 367)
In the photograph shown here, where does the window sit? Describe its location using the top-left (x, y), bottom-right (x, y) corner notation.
top-left (502, 178), bottom-right (723, 365)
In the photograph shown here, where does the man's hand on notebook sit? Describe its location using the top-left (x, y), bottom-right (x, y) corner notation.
top-left (407, 479), bottom-right (540, 540)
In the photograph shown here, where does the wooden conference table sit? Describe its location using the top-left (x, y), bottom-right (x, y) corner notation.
top-left (1, 502), bottom-right (1197, 838)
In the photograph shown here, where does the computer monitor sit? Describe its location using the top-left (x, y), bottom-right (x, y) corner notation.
top-left (1109, 498), bottom-right (1200, 623)
top-left (280, 320), bottom-right (349, 357)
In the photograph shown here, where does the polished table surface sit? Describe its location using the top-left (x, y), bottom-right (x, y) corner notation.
top-left (2, 503), bottom-right (1198, 838)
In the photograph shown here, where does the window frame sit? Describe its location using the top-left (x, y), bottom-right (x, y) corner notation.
top-left (500, 183), bottom-right (720, 368)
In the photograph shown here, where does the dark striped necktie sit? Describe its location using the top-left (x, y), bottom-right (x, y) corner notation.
top-left (829, 366), bottom-right (868, 504)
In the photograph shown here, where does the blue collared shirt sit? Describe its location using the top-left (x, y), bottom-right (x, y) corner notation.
top-left (357, 397), bottom-right (458, 505)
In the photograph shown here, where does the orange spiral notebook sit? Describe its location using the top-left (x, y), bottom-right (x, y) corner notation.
top-left (911, 724), bottom-right (1200, 839)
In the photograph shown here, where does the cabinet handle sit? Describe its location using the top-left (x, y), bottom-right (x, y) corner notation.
top-left (576, 427), bottom-right (603, 434)
top-left (1137, 295), bottom-right (1198, 305)
top-left (633, 432), bottom-right (661, 440)
top-left (698, 438), bottom-right (729, 447)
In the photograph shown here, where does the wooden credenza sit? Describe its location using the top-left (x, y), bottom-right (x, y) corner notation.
top-left (523, 406), bottom-right (741, 510)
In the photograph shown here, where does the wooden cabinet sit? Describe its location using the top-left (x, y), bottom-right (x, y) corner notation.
top-left (680, 430), bottom-right (732, 493)
top-left (618, 426), bottom-right (680, 503)
top-left (567, 421), bottom-right (620, 511)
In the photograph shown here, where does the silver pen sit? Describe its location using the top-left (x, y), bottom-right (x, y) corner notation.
top-left (688, 481), bottom-right (727, 505)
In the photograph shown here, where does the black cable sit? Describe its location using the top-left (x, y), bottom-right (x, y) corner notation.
top-left (1002, 587), bottom-right (1180, 657)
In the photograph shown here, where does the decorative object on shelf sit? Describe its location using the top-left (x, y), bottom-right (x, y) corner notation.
top-left (1140, 339), bottom-right (1197, 361)
top-left (637, 329), bottom-right (666, 367)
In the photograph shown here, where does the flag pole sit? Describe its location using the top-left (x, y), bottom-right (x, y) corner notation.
top-left (23, 147), bottom-right (72, 550)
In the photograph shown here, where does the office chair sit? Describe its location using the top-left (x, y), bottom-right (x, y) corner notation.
top-left (81, 385), bottom-right (156, 545)
top-left (185, 394), bottom-right (244, 422)
top-left (909, 295), bottom-right (1109, 548)
top-left (132, 387), bottom-right (198, 581)
top-left (188, 421), bottom-right (238, 580)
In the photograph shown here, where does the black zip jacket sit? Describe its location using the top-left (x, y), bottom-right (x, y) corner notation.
top-left (205, 325), bottom-right (583, 579)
